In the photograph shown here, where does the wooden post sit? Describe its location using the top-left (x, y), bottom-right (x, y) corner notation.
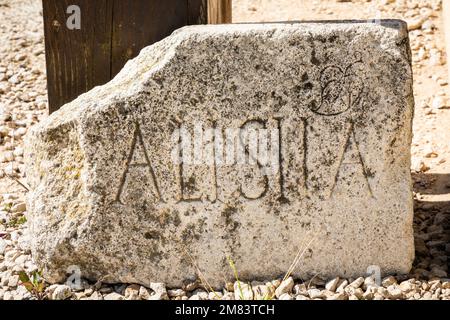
top-left (43, 0), bottom-right (232, 113)
top-left (208, 0), bottom-right (232, 24)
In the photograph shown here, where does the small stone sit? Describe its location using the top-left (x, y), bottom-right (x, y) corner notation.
top-left (431, 96), bottom-right (444, 109)
top-left (104, 292), bottom-right (125, 300)
top-left (168, 288), bottom-right (186, 298)
top-left (399, 279), bottom-right (416, 292)
top-left (208, 291), bottom-right (223, 300)
top-left (253, 283), bottom-right (274, 300)
top-left (386, 285), bottom-right (403, 299)
top-left (0, 126), bottom-right (9, 137)
top-left (0, 239), bottom-right (7, 255)
top-left (345, 286), bottom-right (364, 299)
top-left (362, 289), bottom-right (375, 300)
top-left (336, 280), bottom-right (348, 293)
top-left (325, 277), bottom-right (340, 292)
top-left (8, 275), bottom-right (19, 288)
top-left (296, 295), bottom-right (310, 300)
top-left (234, 282), bottom-right (253, 300)
top-left (293, 283), bottom-right (307, 295)
top-left (3, 291), bottom-right (13, 300)
top-left (192, 289), bottom-right (208, 300)
top-left (51, 285), bottom-right (73, 300)
top-left (407, 17), bottom-right (424, 30)
top-left (138, 286), bottom-right (152, 300)
top-left (1, 151), bottom-right (14, 163)
top-left (275, 277), bottom-right (294, 298)
top-left (221, 292), bottom-right (234, 300)
top-left (88, 291), bottom-right (103, 300)
top-left (349, 277), bottom-right (364, 289)
top-left (422, 292), bottom-right (433, 300)
top-left (13, 147), bottom-right (24, 157)
top-left (271, 279), bottom-right (281, 288)
top-left (278, 293), bottom-right (293, 300)
top-left (308, 288), bottom-right (325, 299)
top-left (363, 276), bottom-right (379, 290)
top-left (421, 19), bottom-right (435, 30)
top-left (149, 282), bottom-right (169, 300)
top-left (373, 293), bottom-right (384, 300)
top-left (13, 127), bottom-right (27, 138)
top-left (124, 284), bottom-right (140, 300)
top-left (183, 280), bottom-right (199, 292)
top-left (327, 292), bottom-right (347, 300)
top-left (382, 276), bottom-right (397, 288)
top-left (74, 292), bottom-right (86, 300)
top-left (11, 202), bottom-right (26, 213)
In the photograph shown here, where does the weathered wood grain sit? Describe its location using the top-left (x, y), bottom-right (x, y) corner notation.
top-left (208, 0), bottom-right (232, 24)
top-left (43, 0), bottom-right (113, 113)
top-left (188, 0), bottom-right (208, 25)
top-left (110, 0), bottom-right (188, 77)
top-left (43, 0), bottom-right (232, 113)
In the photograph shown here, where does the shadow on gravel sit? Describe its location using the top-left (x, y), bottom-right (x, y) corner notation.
top-left (411, 172), bottom-right (449, 279)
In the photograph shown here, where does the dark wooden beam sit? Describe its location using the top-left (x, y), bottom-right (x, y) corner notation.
top-left (43, 0), bottom-right (232, 113)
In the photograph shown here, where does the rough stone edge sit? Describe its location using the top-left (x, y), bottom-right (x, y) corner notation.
top-left (24, 20), bottom-right (415, 284)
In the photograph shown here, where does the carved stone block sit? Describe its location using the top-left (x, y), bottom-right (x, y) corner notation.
top-left (25, 21), bottom-right (415, 287)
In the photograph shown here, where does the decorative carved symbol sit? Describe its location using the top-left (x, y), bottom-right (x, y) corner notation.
top-left (309, 52), bottom-right (365, 116)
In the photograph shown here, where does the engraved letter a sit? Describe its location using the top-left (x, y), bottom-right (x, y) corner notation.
top-left (115, 123), bottom-right (163, 204)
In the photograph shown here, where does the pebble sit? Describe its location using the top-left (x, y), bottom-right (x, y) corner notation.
top-left (234, 282), bottom-right (253, 300)
top-left (51, 285), bottom-right (72, 300)
top-left (138, 286), bottom-right (152, 300)
top-left (325, 277), bottom-right (340, 292)
top-left (348, 277), bottom-right (364, 289)
top-left (0, 239), bottom-right (7, 255)
top-left (124, 284), bottom-right (140, 300)
top-left (327, 292), bottom-right (347, 300)
top-left (11, 202), bottom-right (26, 213)
top-left (308, 288), bottom-right (325, 299)
top-left (399, 279), bottom-right (416, 293)
top-left (386, 285), bottom-right (404, 299)
top-left (168, 288), bottom-right (186, 298)
top-left (382, 276), bottom-right (397, 288)
top-left (149, 282), bottom-right (169, 300)
top-left (104, 292), bottom-right (125, 301)
top-left (336, 279), bottom-right (348, 293)
top-left (431, 96), bottom-right (444, 109)
top-left (274, 277), bottom-right (294, 298)
top-left (1, 151), bottom-right (14, 163)
top-left (7, 274), bottom-right (19, 288)
top-left (253, 283), bottom-right (273, 300)
top-left (278, 293), bottom-right (293, 300)
top-left (89, 291), bottom-right (103, 300)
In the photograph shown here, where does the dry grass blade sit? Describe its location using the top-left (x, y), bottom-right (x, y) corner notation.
top-left (182, 247), bottom-right (221, 300)
top-left (5, 173), bottom-right (30, 192)
top-left (283, 235), bottom-right (316, 282)
top-left (227, 256), bottom-right (245, 300)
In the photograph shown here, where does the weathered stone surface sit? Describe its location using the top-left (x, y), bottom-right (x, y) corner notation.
top-left (25, 21), bottom-right (414, 288)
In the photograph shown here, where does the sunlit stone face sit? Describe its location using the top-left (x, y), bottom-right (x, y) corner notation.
top-left (25, 21), bottom-right (414, 287)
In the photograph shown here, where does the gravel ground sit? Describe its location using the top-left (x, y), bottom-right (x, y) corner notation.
top-left (0, 0), bottom-right (449, 300)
